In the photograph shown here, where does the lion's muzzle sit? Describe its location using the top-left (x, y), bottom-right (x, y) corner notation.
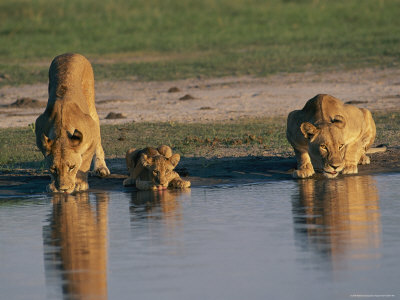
top-left (323, 162), bottom-right (344, 178)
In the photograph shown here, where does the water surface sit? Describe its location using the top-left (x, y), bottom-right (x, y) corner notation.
top-left (1, 174), bottom-right (399, 299)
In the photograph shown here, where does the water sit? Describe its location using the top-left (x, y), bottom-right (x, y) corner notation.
top-left (1, 174), bottom-right (399, 300)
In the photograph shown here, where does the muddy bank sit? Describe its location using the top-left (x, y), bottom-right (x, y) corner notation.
top-left (1, 147), bottom-right (399, 196)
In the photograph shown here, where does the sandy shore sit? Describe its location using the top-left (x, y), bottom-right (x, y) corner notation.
top-left (0, 68), bottom-right (400, 128)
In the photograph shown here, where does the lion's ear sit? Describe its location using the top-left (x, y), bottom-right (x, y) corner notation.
top-left (42, 134), bottom-right (53, 153)
top-left (300, 122), bottom-right (319, 140)
top-left (140, 154), bottom-right (154, 167)
top-left (331, 115), bottom-right (346, 129)
top-left (169, 153), bottom-right (180, 168)
top-left (67, 129), bottom-right (83, 147)
top-left (157, 145), bottom-right (172, 158)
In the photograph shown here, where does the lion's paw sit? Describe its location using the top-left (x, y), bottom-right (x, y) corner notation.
top-left (293, 168), bottom-right (315, 179)
top-left (47, 182), bottom-right (57, 193)
top-left (169, 178), bottom-right (191, 189)
top-left (75, 180), bottom-right (89, 191)
top-left (93, 166), bottom-right (110, 177)
top-left (342, 164), bottom-right (358, 174)
top-left (359, 154), bottom-right (370, 165)
top-left (181, 180), bottom-right (191, 189)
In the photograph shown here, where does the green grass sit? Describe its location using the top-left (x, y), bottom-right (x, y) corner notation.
top-left (1, 0), bottom-right (399, 86)
top-left (100, 117), bottom-right (290, 158)
top-left (374, 111), bottom-right (400, 146)
top-left (0, 112), bottom-right (398, 171)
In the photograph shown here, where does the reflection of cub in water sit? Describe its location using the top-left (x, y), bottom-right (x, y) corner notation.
top-left (130, 190), bottom-right (190, 243)
top-left (43, 193), bottom-right (109, 300)
top-left (292, 175), bottom-right (381, 270)
top-left (130, 189), bottom-right (189, 220)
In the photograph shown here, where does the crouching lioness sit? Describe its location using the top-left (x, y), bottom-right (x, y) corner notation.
top-left (35, 53), bottom-right (110, 193)
top-left (286, 94), bottom-right (384, 179)
top-left (123, 145), bottom-right (191, 190)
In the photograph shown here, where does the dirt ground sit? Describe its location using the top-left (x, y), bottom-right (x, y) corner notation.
top-left (1, 67), bottom-right (400, 195)
top-left (1, 68), bottom-right (400, 128)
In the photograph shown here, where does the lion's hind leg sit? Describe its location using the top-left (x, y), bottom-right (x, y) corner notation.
top-left (356, 109), bottom-right (375, 167)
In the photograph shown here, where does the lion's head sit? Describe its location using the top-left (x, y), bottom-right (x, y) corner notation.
top-left (300, 115), bottom-right (346, 178)
top-left (139, 152), bottom-right (181, 190)
top-left (42, 129), bottom-right (84, 193)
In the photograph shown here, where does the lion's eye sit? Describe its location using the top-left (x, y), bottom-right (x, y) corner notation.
top-left (69, 165), bottom-right (75, 171)
top-left (339, 144), bottom-right (344, 150)
top-left (320, 144), bottom-right (327, 150)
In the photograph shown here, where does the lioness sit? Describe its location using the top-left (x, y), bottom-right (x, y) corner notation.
top-left (286, 94), bottom-right (384, 178)
top-left (35, 53), bottom-right (110, 193)
top-left (123, 145), bottom-right (191, 190)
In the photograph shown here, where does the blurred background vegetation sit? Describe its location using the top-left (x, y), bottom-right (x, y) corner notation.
top-left (0, 0), bottom-right (399, 86)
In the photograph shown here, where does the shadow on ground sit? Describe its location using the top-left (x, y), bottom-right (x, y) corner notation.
top-left (1, 147), bottom-right (399, 196)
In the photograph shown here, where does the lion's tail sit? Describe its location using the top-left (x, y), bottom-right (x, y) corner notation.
top-left (366, 144), bottom-right (387, 154)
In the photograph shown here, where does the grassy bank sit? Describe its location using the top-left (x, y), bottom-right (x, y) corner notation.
top-left (1, 0), bottom-right (399, 86)
top-left (0, 112), bottom-right (398, 171)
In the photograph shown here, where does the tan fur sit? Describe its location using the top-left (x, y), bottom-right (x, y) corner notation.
top-left (286, 94), bottom-right (379, 178)
top-left (123, 145), bottom-right (190, 190)
top-left (35, 53), bottom-right (110, 193)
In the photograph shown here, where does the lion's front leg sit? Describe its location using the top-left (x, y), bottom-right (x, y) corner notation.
top-left (168, 172), bottom-right (191, 189)
top-left (123, 160), bottom-right (146, 187)
top-left (351, 123), bottom-right (375, 169)
top-left (359, 153), bottom-right (370, 165)
top-left (293, 149), bottom-right (315, 178)
top-left (169, 177), bottom-right (191, 189)
top-left (136, 179), bottom-right (156, 191)
top-left (75, 170), bottom-right (89, 191)
top-left (342, 164), bottom-right (358, 175)
top-left (47, 180), bottom-right (58, 193)
top-left (92, 143), bottom-right (110, 177)
top-left (342, 142), bottom-right (363, 175)
top-left (75, 150), bottom-right (94, 191)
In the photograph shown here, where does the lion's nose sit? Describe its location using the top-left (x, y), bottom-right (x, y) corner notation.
top-left (329, 163), bottom-right (340, 170)
top-left (59, 184), bottom-right (70, 192)
top-left (159, 177), bottom-right (167, 185)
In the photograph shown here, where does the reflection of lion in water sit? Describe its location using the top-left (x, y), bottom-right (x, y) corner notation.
top-left (286, 94), bottom-right (384, 178)
top-left (293, 175), bottom-right (381, 268)
top-left (44, 193), bottom-right (109, 298)
top-left (35, 53), bottom-right (110, 193)
top-left (123, 145), bottom-right (191, 190)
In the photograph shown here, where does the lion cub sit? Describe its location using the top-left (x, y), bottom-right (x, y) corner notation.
top-left (123, 145), bottom-right (191, 190)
